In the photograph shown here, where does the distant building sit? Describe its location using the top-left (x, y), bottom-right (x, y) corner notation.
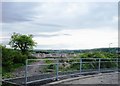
top-left (31, 53), bottom-right (77, 58)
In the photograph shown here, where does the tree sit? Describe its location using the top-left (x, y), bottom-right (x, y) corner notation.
top-left (9, 32), bottom-right (37, 54)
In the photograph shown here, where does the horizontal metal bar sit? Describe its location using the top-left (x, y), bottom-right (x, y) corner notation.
top-left (27, 63), bottom-right (57, 66)
top-left (81, 58), bottom-right (118, 60)
top-left (3, 80), bottom-right (21, 86)
top-left (27, 58), bottom-right (118, 61)
top-left (27, 59), bottom-right (57, 61)
top-left (82, 61), bottom-right (117, 63)
top-left (26, 77), bottom-right (55, 84)
top-left (3, 76), bottom-right (25, 81)
top-left (27, 61), bottom-right (118, 67)
top-left (57, 72), bottom-right (81, 78)
top-left (100, 61), bottom-right (118, 62)
top-left (82, 58), bottom-right (118, 60)
top-left (59, 62), bottom-right (80, 64)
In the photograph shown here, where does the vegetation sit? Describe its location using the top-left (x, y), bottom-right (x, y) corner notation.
top-left (69, 51), bottom-right (118, 71)
top-left (9, 32), bottom-right (36, 54)
top-left (1, 45), bottom-right (36, 78)
top-left (2, 33), bottom-right (37, 78)
top-left (44, 51), bottom-right (118, 73)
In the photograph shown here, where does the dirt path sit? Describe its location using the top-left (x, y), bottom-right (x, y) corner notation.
top-left (11, 61), bottom-right (45, 78)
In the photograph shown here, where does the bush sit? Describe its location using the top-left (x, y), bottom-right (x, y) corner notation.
top-left (12, 51), bottom-right (27, 64)
top-left (2, 72), bottom-right (13, 78)
top-left (28, 55), bottom-right (36, 59)
top-left (2, 46), bottom-right (14, 72)
top-left (1, 45), bottom-right (35, 74)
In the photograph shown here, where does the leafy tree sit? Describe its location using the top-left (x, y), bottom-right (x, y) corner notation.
top-left (9, 32), bottom-right (37, 54)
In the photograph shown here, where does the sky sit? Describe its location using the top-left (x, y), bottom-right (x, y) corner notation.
top-left (1, 1), bottom-right (118, 50)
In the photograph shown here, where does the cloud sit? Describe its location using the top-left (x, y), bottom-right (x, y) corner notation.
top-left (112, 16), bottom-right (118, 22)
top-left (1, 2), bottom-right (118, 49)
top-left (2, 2), bottom-right (41, 23)
top-left (33, 23), bottom-right (65, 27)
top-left (2, 0), bottom-right (118, 3)
top-left (33, 27), bottom-right (118, 49)
top-left (2, 2), bottom-right (117, 31)
top-left (35, 44), bottom-right (70, 50)
top-left (33, 33), bottom-right (71, 37)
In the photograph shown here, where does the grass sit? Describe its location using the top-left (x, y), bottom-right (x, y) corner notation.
top-left (2, 60), bottom-right (36, 79)
top-left (0, 67), bottom-right (2, 74)
top-left (13, 63), bottom-right (24, 69)
top-left (2, 63), bottom-right (24, 78)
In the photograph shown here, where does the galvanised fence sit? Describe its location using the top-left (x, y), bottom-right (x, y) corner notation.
top-left (24, 58), bottom-right (118, 85)
top-left (3, 58), bottom-right (119, 86)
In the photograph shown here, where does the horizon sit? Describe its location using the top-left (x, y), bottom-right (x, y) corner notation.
top-left (4, 45), bottom-right (118, 51)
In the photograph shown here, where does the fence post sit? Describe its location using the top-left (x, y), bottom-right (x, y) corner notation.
top-left (56, 59), bottom-right (59, 81)
top-left (25, 59), bottom-right (28, 85)
top-left (98, 58), bottom-right (101, 72)
top-left (116, 58), bottom-right (118, 71)
top-left (80, 58), bottom-right (82, 74)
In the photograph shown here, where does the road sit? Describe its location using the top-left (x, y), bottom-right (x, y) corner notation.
top-left (56, 72), bottom-right (119, 84)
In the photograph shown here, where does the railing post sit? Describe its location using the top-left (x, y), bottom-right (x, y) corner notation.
top-left (116, 58), bottom-right (118, 71)
top-left (98, 58), bottom-right (101, 72)
top-left (56, 59), bottom-right (59, 81)
top-left (80, 58), bottom-right (82, 74)
top-left (25, 59), bottom-right (28, 85)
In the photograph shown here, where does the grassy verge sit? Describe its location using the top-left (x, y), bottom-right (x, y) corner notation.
top-left (2, 63), bottom-right (24, 79)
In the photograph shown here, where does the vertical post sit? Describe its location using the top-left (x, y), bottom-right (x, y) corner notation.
top-left (98, 58), bottom-right (101, 72)
top-left (80, 58), bottom-right (82, 74)
top-left (116, 58), bottom-right (118, 71)
top-left (56, 59), bottom-right (59, 81)
top-left (25, 59), bottom-right (28, 85)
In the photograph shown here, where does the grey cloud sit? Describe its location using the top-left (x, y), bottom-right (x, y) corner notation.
top-left (63, 34), bottom-right (71, 36)
top-left (74, 3), bottom-right (117, 29)
top-left (2, 2), bottom-right (117, 36)
top-left (33, 23), bottom-right (65, 27)
top-left (41, 2), bottom-right (117, 29)
top-left (2, 2), bottom-right (40, 23)
top-left (2, 22), bottom-right (62, 35)
top-left (33, 33), bottom-right (71, 37)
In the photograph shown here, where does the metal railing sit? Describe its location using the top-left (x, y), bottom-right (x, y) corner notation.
top-left (25, 58), bottom-right (118, 85)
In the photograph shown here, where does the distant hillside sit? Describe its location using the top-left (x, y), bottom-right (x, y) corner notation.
top-left (33, 47), bottom-right (119, 54)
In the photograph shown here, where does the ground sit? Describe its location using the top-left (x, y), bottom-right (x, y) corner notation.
top-left (58, 72), bottom-right (119, 84)
top-left (11, 60), bottom-right (45, 78)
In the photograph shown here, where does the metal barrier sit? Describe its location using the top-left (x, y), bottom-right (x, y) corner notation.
top-left (3, 58), bottom-right (118, 86)
top-left (24, 58), bottom-right (118, 85)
